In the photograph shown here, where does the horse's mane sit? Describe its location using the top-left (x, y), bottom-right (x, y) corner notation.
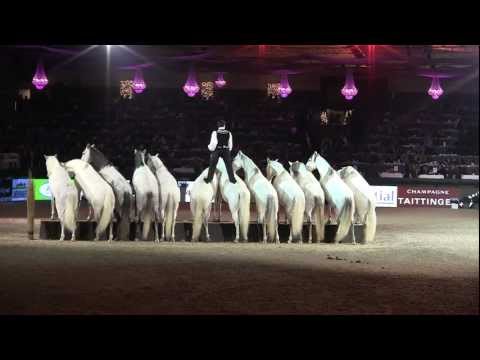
top-left (90, 147), bottom-right (112, 171)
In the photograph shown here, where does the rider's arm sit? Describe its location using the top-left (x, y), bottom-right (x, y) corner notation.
top-left (208, 131), bottom-right (217, 151)
top-left (228, 132), bottom-right (233, 151)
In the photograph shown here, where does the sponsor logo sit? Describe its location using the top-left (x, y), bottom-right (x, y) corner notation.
top-left (398, 186), bottom-right (460, 207)
top-left (371, 186), bottom-right (398, 208)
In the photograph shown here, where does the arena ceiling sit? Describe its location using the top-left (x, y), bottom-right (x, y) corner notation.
top-left (5, 45), bottom-right (479, 79)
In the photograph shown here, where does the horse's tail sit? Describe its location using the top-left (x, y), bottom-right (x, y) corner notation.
top-left (363, 199), bottom-right (377, 244)
top-left (239, 190), bottom-right (250, 241)
top-left (291, 195), bottom-right (305, 242)
top-left (265, 194), bottom-right (278, 242)
top-left (191, 198), bottom-right (205, 242)
top-left (118, 191), bottom-right (131, 240)
top-left (97, 189), bottom-right (115, 238)
top-left (64, 191), bottom-right (78, 233)
top-left (142, 192), bottom-right (154, 241)
top-left (335, 195), bottom-right (354, 243)
top-left (313, 194), bottom-right (325, 242)
top-left (164, 193), bottom-right (176, 241)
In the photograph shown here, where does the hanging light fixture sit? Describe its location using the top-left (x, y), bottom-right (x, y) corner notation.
top-left (32, 61), bottom-right (48, 90)
top-left (215, 72), bottom-right (226, 88)
top-left (132, 68), bottom-right (147, 94)
top-left (278, 72), bottom-right (292, 98)
top-left (428, 76), bottom-right (444, 100)
top-left (183, 69), bottom-right (200, 97)
top-left (341, 68), bottom-right (358, 100)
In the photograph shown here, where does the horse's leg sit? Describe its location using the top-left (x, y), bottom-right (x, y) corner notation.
top-left (71, 224), bottom-right (76, 241)
top-left (204, 206), bottom-right (211, 241)
top-left (172, 203), bottom-right (179, 242)
top-left (154, 210), bottom-right (160, 243)
top-left (59, 222), bottom-right (65, 241)
top-left (50, 196), bottom-right (56, 220)
top-left (307, 212), bottom-right (313, 244)
top-left (86, 204), bottom-right (93, 221)
top-left (160, 205), bottom-right (166, 241)
top-left (350, 221), bottom-right (356, 245)
top-left (108, 213), bottom-right (114, 243)
top-left (232, 209), bottom-right (240, 243)
top-left (135, 210), bottom-right (142, 242)
top-left (287, 214), bottom-right (292, 244)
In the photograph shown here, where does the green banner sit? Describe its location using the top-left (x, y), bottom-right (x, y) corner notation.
top-left (33, 179), bottom-right (51, 200)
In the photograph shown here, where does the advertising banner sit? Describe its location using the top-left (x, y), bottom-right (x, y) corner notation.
top-left (371, 186), bottom-right (398, 208)
top-left (397, 186), bottom-right (460, 207)
top-left (33, 178), bottom-right (52, 200)
top-left (11, 178), bottom-right (28, 202)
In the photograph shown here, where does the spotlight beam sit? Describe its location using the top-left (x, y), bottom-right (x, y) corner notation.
top-left (50, 45), bottom-right (99, 72)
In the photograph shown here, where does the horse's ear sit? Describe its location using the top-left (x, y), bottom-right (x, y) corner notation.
top-left (86, 143), bottom-right (90, 148)
top-left (91, 144), bottom-right (95, 148)
top-left (288, 161), bottom-right (293, 166)
top-left (275, 158), bottom-right (279, 162)
top-left (155, 153), bottom-right (159, 157)
top-left (267, 157), bottom-right (270, 162)
top-left (54, 154), bottom-right (57, 158)
top-left (43, 155), bottom-right (48, 160)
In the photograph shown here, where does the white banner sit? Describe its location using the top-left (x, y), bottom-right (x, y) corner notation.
top-left (371, 186), bottom-right (398, 208)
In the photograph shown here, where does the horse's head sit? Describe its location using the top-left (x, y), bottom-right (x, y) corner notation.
top-left (81, 144), bottom-right (90, 162)
top-left (266, 158), bottom-right (282, 181)
top-left (232, 151), bottom-right (244, 172)
top-left (306, 152), bottom-right (318, 172)
top-left (289, 160), bottom-right (304, 177)
top-left (134, 149), bottom-right (146, 168)
top-left (147, 153), bottom-right (164, 172)
top-left (44, 154), bottom-right (58, 175)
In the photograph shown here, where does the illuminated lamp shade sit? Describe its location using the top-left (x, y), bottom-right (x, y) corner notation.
top-left (215, 72), bottom-right (226, 88)
top-left (132, 68), bottom-right (147, 94)
top-left (428, 76), bottom-right (444, 100)
top-left (32, 61), bottom-right (48, 90)
top-left (341, 69), bottom-right (358, 100)
top-left (278, 73), bottom-right (292, 98)
top-left (183, 70), bottom-right (200, 97)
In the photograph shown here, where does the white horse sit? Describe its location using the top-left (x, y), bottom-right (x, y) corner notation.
top-left (45, 155), bottom-right (79, 240)
top-left (146, 153), bottom-right (180, 242)
top-left (216, 158), bottom-right (251, 243)
top-left (132, 149), bottom-right (160, 242)
top-left (81, 144), bottom-right (134, 240)
top-left (266, 159), bottom-right (305, 243)
top-left (190, 168), bottom-right (219, 242)
top-left (306, 151), bottom-right (355, 244)
top-left (289, 161), bottom-right (326, 243)
top-left (337, 166), bottom-right (376, 243)
top-left (233, 151), bottom-right (279, 243)
top-left (63, 159), bottom-right (115, 241)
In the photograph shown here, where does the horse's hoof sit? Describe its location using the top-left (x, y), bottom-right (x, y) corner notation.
top-left (233, 239), bottom-right (239, 243)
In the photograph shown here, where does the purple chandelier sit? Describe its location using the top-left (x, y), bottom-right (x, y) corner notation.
top-left (183, 70), bottom-right (200, 97)
top-left (32, 61), bottom-right (48, 90)
top-left (132, 68), bottom-right (147, 94)
top-left (279, 73), bottom-right (292, 98)
top-left (428, 76), bottom-right (444, 100)
top-left (215, 72), bottom-right (226, 88)
top-left (341, 69), bottom-right (358, 100)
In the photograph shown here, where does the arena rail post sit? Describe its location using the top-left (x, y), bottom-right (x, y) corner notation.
top-left (27, 168), bottom-right (35, 240)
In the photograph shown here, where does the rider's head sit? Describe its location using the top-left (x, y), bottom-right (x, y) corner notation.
top-left (217, 119), bottom-right (226, 129)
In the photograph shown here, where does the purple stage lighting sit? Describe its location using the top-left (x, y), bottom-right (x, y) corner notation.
top-left (341, 69), bottom-right (358, 100)
top-left (32, 61), bottom-right (48, 90)
top-left (279, 73), bottom-right (292, 98)
top-left (428, 76), bottom-right (444, 100)
top-left (215, 73), bottom-right (226, 88)
top-left (183, 70), bottom-right (200, 97)
top-left (132, 68), bottom-right (147, 94)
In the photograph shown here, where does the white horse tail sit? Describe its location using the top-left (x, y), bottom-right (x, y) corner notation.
top-left (142, 192), bottom-right (154, 241)
top-left (164, 193), bottom-right (176, 241)
top-left (265, 195), bottom-right (277, 242)
top-left (64, 192), bottom-right (78, 233)
top-left (97, 190), bottom-right (115, 238)
top-left (239, 191), bottom-right (250, 241)
top-left (118, 192), bottom-right (131, 240)
top-left (363, 200), bottom-right (377, 244)
top-left (314, 195), bottom-right (325, 242)
top-left (191, 199), bottom-right (204, 242)
top-left (291, 196), bottom-right (304, 242)
top-left (335, 196), bottom-right (354, 243)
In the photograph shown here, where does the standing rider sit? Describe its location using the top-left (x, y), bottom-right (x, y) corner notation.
top-left (204, 119), bottom-right (237, 184)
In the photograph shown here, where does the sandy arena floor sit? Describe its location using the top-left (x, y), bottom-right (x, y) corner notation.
top-left (0, 207), bottom-right (478, 314)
